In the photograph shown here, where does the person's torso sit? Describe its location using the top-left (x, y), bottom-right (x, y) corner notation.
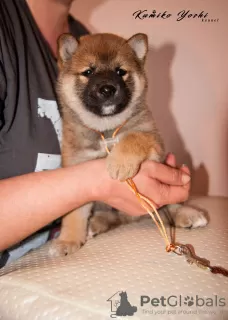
top-left (0, 0), bottom-right (88, 179)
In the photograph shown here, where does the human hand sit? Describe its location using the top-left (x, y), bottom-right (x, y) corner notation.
top-left (97, 153), bottom-right (190, 215)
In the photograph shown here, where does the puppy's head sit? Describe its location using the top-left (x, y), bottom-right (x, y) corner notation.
top-left (57, 33), bottom-right (148, 131)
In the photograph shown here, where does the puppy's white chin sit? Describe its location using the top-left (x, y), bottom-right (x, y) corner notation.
top-left (101, 105), bottom-right (116, 116)
top-left (79, 106), bottom-right (132, 131)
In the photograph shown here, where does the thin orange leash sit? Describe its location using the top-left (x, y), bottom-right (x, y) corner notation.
top-left (89, 122), bottom-right (228, 276)
top-left (98, 123), bottom-right (174, 252)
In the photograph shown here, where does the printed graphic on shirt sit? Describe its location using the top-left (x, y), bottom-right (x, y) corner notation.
top-left (35, 98), bottom-right (62, 172)
top-left (35, 153), bottom-right (61, 172)
top-left (38, 98), bottom-right (62, 143)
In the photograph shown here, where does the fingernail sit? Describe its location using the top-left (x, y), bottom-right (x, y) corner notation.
top-left (168, 152), bottom-right (175, 157)
top-left (181, 164), bottom-right (187, 167)
top-left (182, 173), bottom-right (191, 184)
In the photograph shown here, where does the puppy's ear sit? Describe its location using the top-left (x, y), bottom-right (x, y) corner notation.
top-left (127, 33), bottom-right (148, 62)
top-left (57, 33), bottom-right (78, 68)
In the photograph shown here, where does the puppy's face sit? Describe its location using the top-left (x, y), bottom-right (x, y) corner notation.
top-left (57, 33), bottom-right (148, 130)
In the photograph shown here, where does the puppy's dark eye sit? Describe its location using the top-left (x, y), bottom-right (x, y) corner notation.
top-left (116, 68), bottom-right (127, 77)
top-left (81, 69), bottom-right (93, 77)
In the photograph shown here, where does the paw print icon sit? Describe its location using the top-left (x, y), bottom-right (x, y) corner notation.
top-left (184, 296), bottom-right (194, 307)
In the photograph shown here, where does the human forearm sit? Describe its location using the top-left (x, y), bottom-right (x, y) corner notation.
top-left (0, 155), bottom-right (191, 252)
top-left (0, 160), bottom-right (101, 251)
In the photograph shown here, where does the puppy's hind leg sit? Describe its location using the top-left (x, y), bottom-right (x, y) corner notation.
top-left (49, 203), bottom-right (93, 257)
top-left (87, 203), bottom-right (140, 239)
top-left (166, 203), bottom-right (208, 229)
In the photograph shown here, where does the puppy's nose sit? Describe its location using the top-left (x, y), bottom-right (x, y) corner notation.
top-left (98, 85), bottom-right (116, 98)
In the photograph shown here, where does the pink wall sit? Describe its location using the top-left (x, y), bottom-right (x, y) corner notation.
top-left (71, 0), bottom-right (228, 197)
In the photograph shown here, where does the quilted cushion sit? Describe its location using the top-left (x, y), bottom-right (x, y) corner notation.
top-left (0, 196), bottom-right (227, 320)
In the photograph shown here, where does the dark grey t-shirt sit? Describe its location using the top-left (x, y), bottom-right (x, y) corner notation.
top-left (0, 0), bottom-right (88, 267)
top-left (0, 0), bottom-right (88, 178)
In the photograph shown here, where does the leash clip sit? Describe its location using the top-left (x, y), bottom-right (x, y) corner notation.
top-left (172, 245), bottom-right (184, 256)
top-left (100, 137), bottom-right (119, 151)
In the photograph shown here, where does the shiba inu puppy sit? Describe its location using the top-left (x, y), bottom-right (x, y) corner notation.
top-left (50, 32), bottom-right (208, 256)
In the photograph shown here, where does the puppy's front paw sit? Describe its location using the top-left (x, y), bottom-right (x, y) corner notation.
top-left (48, 239), bottom-right (81, 257)
top-left (49, 228), bottom-right (86, 257)
top-left (173, 205), bottom-right (208, 229)
top-left (107, 151), bottom-right (140, 181)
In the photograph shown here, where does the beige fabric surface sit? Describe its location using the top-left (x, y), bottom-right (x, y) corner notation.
top-left (0, 196), bottom-right (227, 320)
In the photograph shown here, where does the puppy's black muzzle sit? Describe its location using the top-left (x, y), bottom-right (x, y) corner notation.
top-left (83, 71), bottom-right (131, 117)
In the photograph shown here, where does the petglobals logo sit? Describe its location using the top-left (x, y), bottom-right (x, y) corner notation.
top-left (140, 295), bottom-right (226, 308)
top-left (107, 291), bottom-right (137, 318)
top-left (141, 295), bottom-right (226, 317)
top-left (107, 291), bottom-right (226, 318)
